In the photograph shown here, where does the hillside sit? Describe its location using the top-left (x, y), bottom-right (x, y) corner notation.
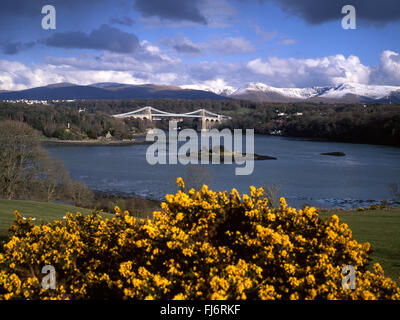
top-left (0, 200), bottom-right (99, 240)
top-left (0, 83), bottom-right (228, 101)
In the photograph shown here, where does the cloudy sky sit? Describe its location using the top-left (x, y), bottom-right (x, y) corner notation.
top-left (0, 0), bottom-right (400, 91)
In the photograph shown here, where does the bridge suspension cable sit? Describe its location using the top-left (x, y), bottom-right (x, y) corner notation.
top-left (112, 106), bottom-right (230, 120)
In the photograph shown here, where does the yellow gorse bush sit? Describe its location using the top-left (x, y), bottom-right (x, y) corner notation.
top-left (0, 177), bottom-right (399, 300)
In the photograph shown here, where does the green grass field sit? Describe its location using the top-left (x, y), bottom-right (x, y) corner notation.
top-left (320, 209), bottom-right (400, 282)
top-left (0, 200), bottom-right (399, 282)
top-left (0, 200), bottom-right (96, 240)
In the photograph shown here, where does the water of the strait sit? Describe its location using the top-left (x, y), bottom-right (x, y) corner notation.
top-left (45, 135), bottom-right (400, 209)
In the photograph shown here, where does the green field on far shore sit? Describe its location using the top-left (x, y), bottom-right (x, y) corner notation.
top-left (0, 200), bottom-right (399, 282)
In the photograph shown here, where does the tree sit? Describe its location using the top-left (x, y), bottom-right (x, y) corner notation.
top-left (181, 164), bottom-right (213, 191)
top-left (38, 157), bottom-right (71, 202)
top-left (0, 120), bottom-right (80, 203)
top-left (388, 183), bottom-right (400, 202)
top-left (0, 121), bottom-right (44, 199)
top-left (67, 180), bottom-right (94, 208)
top-left (262, 184), bottom-right (281, 208)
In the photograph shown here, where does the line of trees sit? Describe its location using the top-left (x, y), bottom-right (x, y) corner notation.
top-left (0, 120), bottom-right (161, 216)
top-left (283, 110), bottom-right (400, 146)
top-left (2, 99), bottom-right (400, 146)
top-left (0, 120), bottom-right (94, 205)
top-left (60, 99), bottom-right (400, 147)
top-left (0, 102), bottom-right (133, 140)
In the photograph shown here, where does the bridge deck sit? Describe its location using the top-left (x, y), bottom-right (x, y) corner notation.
top-left (112, 107), bottom-right (231, 120)
top-left (113, 113), bottom-right (228, 119)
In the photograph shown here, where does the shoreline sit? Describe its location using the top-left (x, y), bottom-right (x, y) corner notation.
top-left (90, 188), bottom-right (400, 210)
top-left (40, 138), bottom-right (153, 146)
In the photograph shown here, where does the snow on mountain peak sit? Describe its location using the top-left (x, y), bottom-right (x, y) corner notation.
top-left (181, 79), bottom-right (236, 96)
top-left (320, 83), bottom-right (400, 99)
top-left (230, 82), bottom-right (400, 100)
top-left (231, 82), bottom-right (329, 99)
top-left (180, 81), bottom-right (400, 102)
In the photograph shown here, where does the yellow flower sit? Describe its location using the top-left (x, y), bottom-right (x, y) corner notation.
top-left (0, 178), bottom-right (398, 301)
top-left (176, 177), bottom-right (185, 189)
top-left (172, 293), bottom-right (186, 300)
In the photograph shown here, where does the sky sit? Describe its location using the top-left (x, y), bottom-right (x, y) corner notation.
top-left (0, 0), bottom-right (400, 91)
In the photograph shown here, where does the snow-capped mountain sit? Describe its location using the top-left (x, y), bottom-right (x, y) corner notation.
top-left (1, 81), bottom-right (399, 103)
top-left (181, 83), bottom-right (236, 96)
top-left (224, 82), bottom-right (400, 103)
top-left (231, 83), bottom-right (329, 100)
top-left (317, 83), bottom-right (400, 100)
top-left (181, 81), bottom-right (400, 103)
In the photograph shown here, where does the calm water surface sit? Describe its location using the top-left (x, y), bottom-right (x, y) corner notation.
top-left (45, 135), bottom-right (400, 209)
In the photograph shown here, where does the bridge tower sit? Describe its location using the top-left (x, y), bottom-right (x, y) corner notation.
top-left (201, 109), bottom-right (207, 131)
top-left (194, 109), bottom-right (208, 131)
top-left (144, 106), bottom-right (152, 121)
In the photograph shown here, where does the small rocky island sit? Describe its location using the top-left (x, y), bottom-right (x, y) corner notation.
top-left (183, 145), bottom-right (277, 162)
top-left (321, 152), bottom-right (346, 157)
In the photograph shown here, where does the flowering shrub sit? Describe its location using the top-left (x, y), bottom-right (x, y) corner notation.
top-left (0, 178), bottom-right (399, 300)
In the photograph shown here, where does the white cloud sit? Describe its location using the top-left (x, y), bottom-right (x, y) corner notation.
top-left (1, 49), bottom-right (400, 91)
top-left (0, 41), bottom-right (183, 90)
top-left (247, 54), bottom-right (371, 87)
top-left (0, 59), bottom-right (146, 90)
top-left (371, 50), bottom-right (400, 85)
top-left (181, 78), bottom-right (236, 95)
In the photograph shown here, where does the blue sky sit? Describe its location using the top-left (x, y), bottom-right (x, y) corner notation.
top-left (0, 0), bottom-right (399, 91)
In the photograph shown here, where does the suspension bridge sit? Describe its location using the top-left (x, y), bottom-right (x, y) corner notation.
top-left (112, 106), bottom-right (231, 131)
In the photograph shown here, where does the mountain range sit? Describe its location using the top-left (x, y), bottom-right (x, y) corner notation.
top-left (0, 83), bottom-right (226, 101)
top-left (226, 82), bottom-right (400, 103)
top-left (0, 82), bottom-right (400, 103)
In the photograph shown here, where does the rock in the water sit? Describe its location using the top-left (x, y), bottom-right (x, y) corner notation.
top-left (184, 145), bottom-right (277, 162)
top-left (253, 153), bottom-right (277, 160)
top-left (321, 152), bottom-right (346, 157)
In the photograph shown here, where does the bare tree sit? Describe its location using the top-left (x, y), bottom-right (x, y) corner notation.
top-left (67, 180), bottom-right (94, 208)
top-left (388, 183), bottom-right (400, 201)
top-left (262, 184), bottom-right (281, 208)
top-left (0, 121), bottom-right (44, 199)
top-left (181, 164), bottom-right (213, 191)
top-left (38, 157), bottom-right (71, 202)
top-left (0, 120), bottom-right (96, 207)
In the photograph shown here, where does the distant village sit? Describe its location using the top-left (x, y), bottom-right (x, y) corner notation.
top-left (2, 99), bottom-right (76, 105)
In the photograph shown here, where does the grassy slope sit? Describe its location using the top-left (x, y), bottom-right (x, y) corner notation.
top-left (320, 209), bottom-right (400, 282)
top-left (0, 200), bottom-right (96, 239)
